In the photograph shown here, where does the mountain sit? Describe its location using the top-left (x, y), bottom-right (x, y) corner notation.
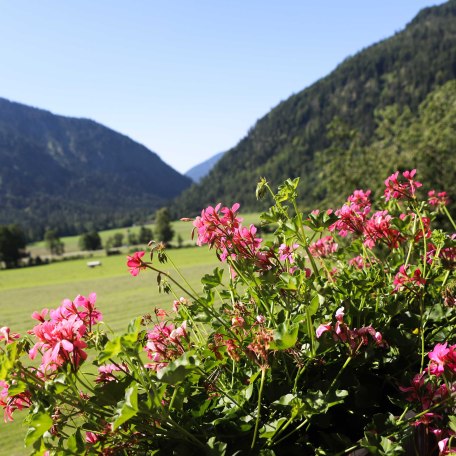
top-left (172, 1), bottom-right (456, 217)
top-left (185, 151), bottom-right (225, 183)
top-left (0, 98), bottom-right (192, 239)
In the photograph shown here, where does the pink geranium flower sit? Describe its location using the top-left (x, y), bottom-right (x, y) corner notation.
top-left (384, 169), bottom-right (422, 201)
top-left (127, 251), bottom-right (146, 276)
top-left (0, 327), bottom-right (20, 344)
top-left (393, 265), bottom-right (426, 292)
top-left (309, 236), bottom-right (338, 257)
top-left (428, 190), bottom-right (449, 207)
top-left (428, 342), bottom-right (450, 376)
top-left (278, 243), bottom-right (299, 263)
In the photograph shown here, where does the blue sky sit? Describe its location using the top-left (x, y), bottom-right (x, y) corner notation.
top-left (0, 1), bottom-right (445, 173)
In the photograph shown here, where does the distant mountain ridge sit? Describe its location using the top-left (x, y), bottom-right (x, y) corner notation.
top-left (185, 151), bottom-right (225, 182)
top-left (172, 0), bottom-right (456, 216)
top-left (0, 98), bottom-right (192, 239)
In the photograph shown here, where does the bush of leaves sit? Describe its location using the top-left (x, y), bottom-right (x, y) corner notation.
top-left (1, 170), bottom-right (456, 455)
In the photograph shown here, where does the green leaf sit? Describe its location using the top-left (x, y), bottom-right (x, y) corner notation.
top-left (66, 429), bottom-right (84, 454)
top-left (98, 336), bottom-right (123, 363)
top-left (308, 294), bottom-right (322, 316)
top-left (259, 417), bottom-right (287, 439)
top-left (270, 322), bottom-right (299, 350)
top-left (207, 436), bottom-right (227, 454)
top-left (156, 352), bottom-right (200, 384)
top-left (7, 380), bottom-right (28, 396)
top-left (201, 267), bottom-right (224, 290)
top-left (128, 316), bottom-right (142, 334)
top-left (449, 415), bottom-right (456, 433)
top-left (0, 340), bottom-right (21, 380)
top-left (98, 331), bottom-right (139, 363)
top-left (113, 383), bottom-right (138, 429)
top-left (279, 272), bottom-right (298, 290)
top-left (25, 410), bottom-right (53, 447)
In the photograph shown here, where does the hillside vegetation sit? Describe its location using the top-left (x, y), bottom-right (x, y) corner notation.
top-left (0, 99), bottom-right (192, 239)
top-left (172, 1), bottom-right (456, 216)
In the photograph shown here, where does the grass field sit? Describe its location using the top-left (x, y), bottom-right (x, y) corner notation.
top-left (0, 212), bottom-right (263, 454)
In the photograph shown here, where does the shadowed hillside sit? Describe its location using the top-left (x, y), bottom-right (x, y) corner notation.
top-left (0, 98), bottom-right (192, 239)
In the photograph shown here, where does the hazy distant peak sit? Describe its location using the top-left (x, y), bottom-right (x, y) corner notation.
top-left (185, 151), bottom-right (225, 183)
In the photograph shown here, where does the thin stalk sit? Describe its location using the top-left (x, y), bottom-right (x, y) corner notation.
top-left (404, 215), bottom-right (419, 268)
top-left (443, 206), bottom-right (456, 231)
top-left (306, 305), bottom-right (316, 357)
top-left (273, 417), bottom-right (309, 446)
top-left (328, 355), bottom-right (352, 396)
top-left (251, 367), bottom-right (266, 449)
top-left (167, 255), bottom-right (200, 298)
top-left (145, 263), bottom-right (198, 301)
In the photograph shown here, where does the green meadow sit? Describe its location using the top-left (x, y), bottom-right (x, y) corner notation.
top-left (0, 213), bottom-right (261, 455)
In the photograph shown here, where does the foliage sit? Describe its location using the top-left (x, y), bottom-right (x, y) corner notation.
top-left (78, 231), bottom-right (102, 251)
top-left (138, 226), bottom-right (154, 245)
top-left (154, 208), bottom-right (174, 245)
top-left (2, 170), bottom-right (456, 455)
top-left (172, 1), bottom-right (456, 217)
top-left (105, 232), bottom-right (124, 252)
top-left (316, 81), bottom-right (456, 218)
top-left (44, 230), bottom-right (65, 256)
top-left (0, 224), bottom-right (27, 268)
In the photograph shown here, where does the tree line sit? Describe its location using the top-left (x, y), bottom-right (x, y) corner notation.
top-left (0, 208), bottom-right (175, 269)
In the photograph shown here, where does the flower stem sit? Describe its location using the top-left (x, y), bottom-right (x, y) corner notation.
top-left (251, 367), bottom-right (266, 449)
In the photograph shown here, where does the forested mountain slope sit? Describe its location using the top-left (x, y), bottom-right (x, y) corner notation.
top-left (0, 98), bottom-right (192, 239)
top-left (172, 1), bottom-right (456, 217)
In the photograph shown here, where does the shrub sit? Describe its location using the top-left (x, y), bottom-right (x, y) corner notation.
top-left (1, 170), bottom-right (456, 455)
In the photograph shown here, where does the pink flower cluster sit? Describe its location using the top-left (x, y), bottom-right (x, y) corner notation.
top-left (330, 194), bottom-right (406, 251)
top-left (329, 190), bottom-right (372, 238)
top-left (428, 342), bottom-right (456, 377)
top-left (96, 364), bottom-right (129, 384)
top-left (278, 243), bottom-right (299, 263)
top-left (427, 242), bottom-right (456, 269)
top-left (363, 210), bottom-right (403, 249)
top-left (29, 293), bottom-right (102, 373)
top-left (309, 236), bottom-right (338, 257)
top-left (193, 203), bottom-right (264, 263)
top-left (384, 169), bottom-right (422, 202)
top-left (393, 265), bottom-right (426, 293)
top-left (316, 307), bottom-right (386, 355)
top-left (0, 380), bottom-right (31, 422)
top-left (400, 342), bottom-right (456, 455)
top-left (348, 255), bottom-right (368, 269)
top-left (329, 171), bottom-right (430, 250)
top-left (144, 321), bottom-right (188, 371)
top-left (428, 190), bottom-right (449, 207)
top-left (0, 326), bottom-right (20, 344)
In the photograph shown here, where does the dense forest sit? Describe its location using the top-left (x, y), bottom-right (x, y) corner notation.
top-left (172, 1), bottom-right (456, 217)
top-left (0, 99), bottom-right (192, 240)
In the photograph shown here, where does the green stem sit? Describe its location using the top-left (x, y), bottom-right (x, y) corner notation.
top-left (328, 355), bottom-right (352, 395)
top-left (251, 367), bottom-right (266, 449)
top-left (145, 263), bottom-right (198, 301)
top-left (167, 255), bottom-right (200, 298)
top-left (273, 417), bottom-right (309, 446)
top-left (306, 305), bottom-right (316, 357)
top-left (443, 206), bottom-right (456, 231)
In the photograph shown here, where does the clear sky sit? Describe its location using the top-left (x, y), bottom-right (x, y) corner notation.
top-left (0, 1), bottom-right (445, 174)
